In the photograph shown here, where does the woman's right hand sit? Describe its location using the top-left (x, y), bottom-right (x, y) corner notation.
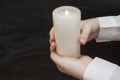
top-left (79, 18), bottom-right (100, 45)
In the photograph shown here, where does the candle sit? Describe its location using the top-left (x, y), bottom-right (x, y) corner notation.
top-left (52, 6), bottom-right (81, 58)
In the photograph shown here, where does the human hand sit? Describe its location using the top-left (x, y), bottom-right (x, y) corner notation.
top-left (50, 52), bottom-right (92, 80)
top-left (79, 18), bottom-right (99, 45)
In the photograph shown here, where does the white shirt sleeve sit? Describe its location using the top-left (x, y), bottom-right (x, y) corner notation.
top-left (96, 15), bottom-right (120, 42)
top-left (83, 57), bottom-right (120, 80)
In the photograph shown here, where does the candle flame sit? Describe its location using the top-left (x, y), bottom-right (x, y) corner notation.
top-left (65, 10), bottom-right (69, 16)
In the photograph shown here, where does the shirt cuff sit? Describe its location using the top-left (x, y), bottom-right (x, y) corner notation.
top-left (83, 57), bottom-right (118, 80)
top-left (96, 16), bottom-right (118, 42)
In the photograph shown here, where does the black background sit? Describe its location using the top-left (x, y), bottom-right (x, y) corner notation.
top-left (0, 0), bottom-right (120, 80)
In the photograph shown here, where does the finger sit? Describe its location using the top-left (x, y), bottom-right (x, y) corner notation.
top-left (49, 27), bottom-right (55, 43)
top-left (87, 34), bottom-right (96, 42)
top-left (79, 25), bottom-right (91, 45)
top-left (50, 52), bottom-right (62, 65)
top-left (51, 42), bottom-right (56, 52)
top-left (50, 46), bottom-right (52, 53)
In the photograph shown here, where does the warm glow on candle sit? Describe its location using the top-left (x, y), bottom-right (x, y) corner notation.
top-left (65, 10), bottom-right (69, 16)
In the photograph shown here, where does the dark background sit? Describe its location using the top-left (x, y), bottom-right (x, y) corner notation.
top-left (0, 0), bottom-right (120, 80)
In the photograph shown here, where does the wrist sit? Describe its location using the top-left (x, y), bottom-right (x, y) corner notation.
top-left (80, 56), bottom-right (93, 80)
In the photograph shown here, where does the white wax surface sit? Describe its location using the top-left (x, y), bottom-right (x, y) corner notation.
top-left (52, 6), bottom-right (81, 58)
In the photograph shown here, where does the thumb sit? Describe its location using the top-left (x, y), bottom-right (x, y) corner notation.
top-left (50, 53), bottom-right (63, 65)
top-left (50, 53), bottom-right (76, 68)
top-left (79, 25), bottom-right (91, 45)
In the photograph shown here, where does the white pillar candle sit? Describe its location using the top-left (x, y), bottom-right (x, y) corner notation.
top-left (52, 6), bottom-right (81, 58)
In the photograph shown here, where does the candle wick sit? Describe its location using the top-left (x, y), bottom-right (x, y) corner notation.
top-left (65, 10), bottom-right (69, 16)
